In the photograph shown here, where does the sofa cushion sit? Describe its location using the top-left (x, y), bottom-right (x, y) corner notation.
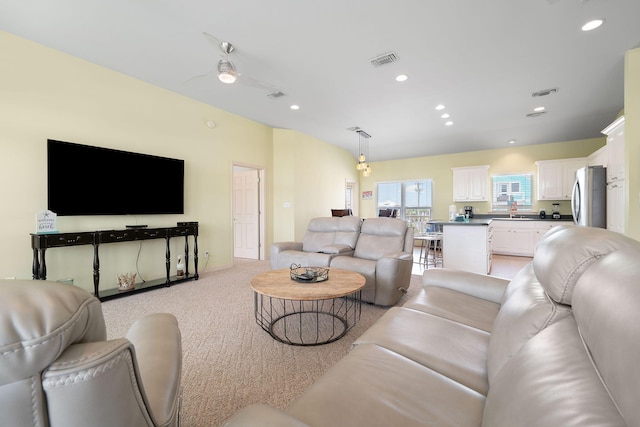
top-left (277, 251), bottom-right (333, 268)
top-left (354, 218), bottom-right (408, 260)
top-left (352, 307), bottom-right (491, 395)
top-left (286, 343), bottom-right (485, 427)
top-left (301, 216), bottom-right (361, 253)
top-left (533, 225), bottom-right (638, 305)
top-left (572, 248), bottom-right (640, 425)
top-left (482, 316), bottom-right (625, 427)
top-left (404, 287), bottom-right (500, 332)
top-left (329, 256), bottom-right (377, 303)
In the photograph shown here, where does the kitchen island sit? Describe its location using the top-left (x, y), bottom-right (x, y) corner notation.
top-left (429, 219), bottom-right (492, 274)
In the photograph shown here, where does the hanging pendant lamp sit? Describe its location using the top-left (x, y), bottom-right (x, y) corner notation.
top-left (355, 130), bottom-right (372, 176)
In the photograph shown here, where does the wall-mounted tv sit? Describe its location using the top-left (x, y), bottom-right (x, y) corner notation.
top-left (47, 139), bottom-right (185, 216)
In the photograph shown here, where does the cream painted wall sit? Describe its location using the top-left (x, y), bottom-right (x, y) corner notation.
top-left (0, 31), bottom-right (274, 291)
top-left (273, 129), bottom-right (359, 241)
top-left (1, 31), bottom-right (637, 292)
top-left (358, 138), bottom-right (605, 220)
top-left (625, 48), bottom-right (640, 241)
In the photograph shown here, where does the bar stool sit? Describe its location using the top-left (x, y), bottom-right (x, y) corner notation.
top-left (423, 232), bottom-right (443, 268)
top-left (414, 235), bottom-right (429, 264)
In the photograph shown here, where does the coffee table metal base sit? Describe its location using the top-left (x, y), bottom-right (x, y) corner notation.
top-left (254, 291), bottom-right (362, 346)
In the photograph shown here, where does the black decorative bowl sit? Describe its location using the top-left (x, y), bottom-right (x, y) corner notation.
top-left (290, 264), bottom-right (329, 283)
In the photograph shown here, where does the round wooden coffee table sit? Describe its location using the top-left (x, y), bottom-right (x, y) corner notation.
top-left (251, 268), bottom-right (366, 346)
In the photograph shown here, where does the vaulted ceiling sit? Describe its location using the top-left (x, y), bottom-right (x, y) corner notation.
top-left (1, 0), bottom-right (639, 161)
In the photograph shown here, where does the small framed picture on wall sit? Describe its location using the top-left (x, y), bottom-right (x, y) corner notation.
top-left (362, 191), bottom-right (372, 200)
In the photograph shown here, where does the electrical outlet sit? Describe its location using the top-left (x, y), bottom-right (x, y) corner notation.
top-left (205, 251), bottom-right (209, 257)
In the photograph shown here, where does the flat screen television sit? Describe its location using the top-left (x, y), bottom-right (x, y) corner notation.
top-left (47, 139), bottom-right (185, 216)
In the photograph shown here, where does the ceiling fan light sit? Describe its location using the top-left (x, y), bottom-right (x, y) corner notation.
top-left (218, 72), bottom-right (236, 84)
top-left (218, 59), bottom-right (237, 84)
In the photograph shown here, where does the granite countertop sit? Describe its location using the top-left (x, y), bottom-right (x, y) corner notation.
top-left (428, 214), bottom-right (574, 226)
top-left (429, 219), bottom-right (491, 226)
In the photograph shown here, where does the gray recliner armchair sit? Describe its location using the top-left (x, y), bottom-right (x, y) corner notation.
top-left (0, 279), bottom-right (182, 427)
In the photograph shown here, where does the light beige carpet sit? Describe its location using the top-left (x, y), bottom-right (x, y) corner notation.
top-left (101, 260), bottom-right (422, 427)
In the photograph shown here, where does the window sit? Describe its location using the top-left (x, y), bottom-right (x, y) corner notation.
top-left (492, 174), bottom-right (533, 211)
top-left (376, 180), bottom-right (432, 225)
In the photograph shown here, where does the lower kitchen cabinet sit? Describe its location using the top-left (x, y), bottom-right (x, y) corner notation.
top-left (443, 224), bottom-right (491, 274)
top-left (490, 220), bottom-right (573, 257)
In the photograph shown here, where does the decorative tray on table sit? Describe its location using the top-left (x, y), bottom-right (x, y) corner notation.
top-left (290, 264), bottom-right (329, 283)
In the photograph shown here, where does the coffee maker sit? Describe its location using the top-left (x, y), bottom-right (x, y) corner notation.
top-left (464, 206), bottom-right (473, 218)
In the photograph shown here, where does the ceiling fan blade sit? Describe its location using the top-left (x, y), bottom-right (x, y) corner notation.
top-left (237, 74), bottom-right (282, 93)
top-left (183, 68), bottom-right (215, 86)
top-left (202, 31), bottom-right (222, 49)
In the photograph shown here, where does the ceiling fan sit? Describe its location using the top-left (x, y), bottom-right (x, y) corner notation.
top-left (186, 32), bottom-right (283, 95)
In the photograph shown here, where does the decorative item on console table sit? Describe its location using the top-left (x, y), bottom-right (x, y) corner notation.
top-left (177, 255), bottom-right (185, 277)
top-left (116, 273), bottom-right (136, 291)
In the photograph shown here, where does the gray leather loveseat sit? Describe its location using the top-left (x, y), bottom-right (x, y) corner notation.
top-left (270, 216), bottom-right (414, 306)
top-left (226, 225), bottom-right (640, 426)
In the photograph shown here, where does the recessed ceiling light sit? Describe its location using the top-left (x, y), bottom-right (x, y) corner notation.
top-left (445, 121), bottom-right (453, 126)
top-left (441, 113), bottom-right (450, 119)
top-left (395, 74), bottom-right (408, 82)
top-left (582, 19), bottom-right (604, 32)
top-left (508, 139), bottom-right (516, 144)
top-left (290, 105), bottom-right (300, 110)
top-left (533, 106), bottom-right (546, 112)
top-left (435, 104), bottom-right (446, 110)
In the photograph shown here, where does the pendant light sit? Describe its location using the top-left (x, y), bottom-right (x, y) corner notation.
top-left (355, 130), bottom-right (372, 177)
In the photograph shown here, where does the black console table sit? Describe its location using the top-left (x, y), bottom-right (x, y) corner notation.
top-left (30, 225), bottom-right (198, 301)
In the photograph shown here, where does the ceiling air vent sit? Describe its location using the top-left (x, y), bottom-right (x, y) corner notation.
top-left (267, 91), bottom-right (286, 99)
top-left (531, 88), bottom-right (559, 97)
top-left (526, 111), bottom-right (547, 118)
top-left (369, 52), bottom-right (399, 67)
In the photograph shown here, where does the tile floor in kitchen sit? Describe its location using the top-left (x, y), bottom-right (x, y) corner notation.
top-left (412, 244), bottom-right (531, 280)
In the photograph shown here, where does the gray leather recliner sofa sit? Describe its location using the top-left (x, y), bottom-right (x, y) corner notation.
top-left (0, 279), bottom-right (182, 427)
top-left (225, 225), bottom-right (640, 426)
top-left (271, 216), bottom-right (363, 269)
top-left (270, 216), bottom-right (414, 306)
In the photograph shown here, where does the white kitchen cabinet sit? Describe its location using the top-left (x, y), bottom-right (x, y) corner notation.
top-left (452, 165), bottom-right (489, 202)
top-left (536, 158), bottom-right (587, 200)
top-left (603, 116), bottom-right (625, 183)
top-left (588, 145), bottom-right (608, 167)
top-left (489, 220), bottom-right (534, 256)
top-left (607, 180), bottom-right (625, 233)
top-left (602, 116), bottom-right (625, 234)
top-left (443, 224), bottom-right (490, 274)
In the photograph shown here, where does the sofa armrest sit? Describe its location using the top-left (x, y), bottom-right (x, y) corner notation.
top-left (43, 339), bottom-right (159, 426)
top-left (126, 313), bottom-right (182, 427)
top-left (271, 242), bottom-right (303, 269)
top-left (223, 404), bottom-right (310, 427)
top-left (374, 252), bottom-right (414, 306)
top-left (321, 244), bottom-right (354, 255)
top-left (422, 268), bottom-right (509, 304)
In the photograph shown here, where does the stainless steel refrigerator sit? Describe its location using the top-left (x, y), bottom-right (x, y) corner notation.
top-left (571, 166), bottom-right (607, 228)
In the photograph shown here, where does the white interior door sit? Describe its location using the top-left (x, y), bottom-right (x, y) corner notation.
top-left (233, 169), bottom-right (259, 259)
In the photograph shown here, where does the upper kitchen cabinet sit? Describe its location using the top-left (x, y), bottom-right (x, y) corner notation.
top-left (602, 116), bottom-right (625, 183)
top-left (602, 116), bottom-right (625, 234)
top-left (535, 158), bottom-right (587, 200)
top-left (452, 165), bottom-right (490, 202)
